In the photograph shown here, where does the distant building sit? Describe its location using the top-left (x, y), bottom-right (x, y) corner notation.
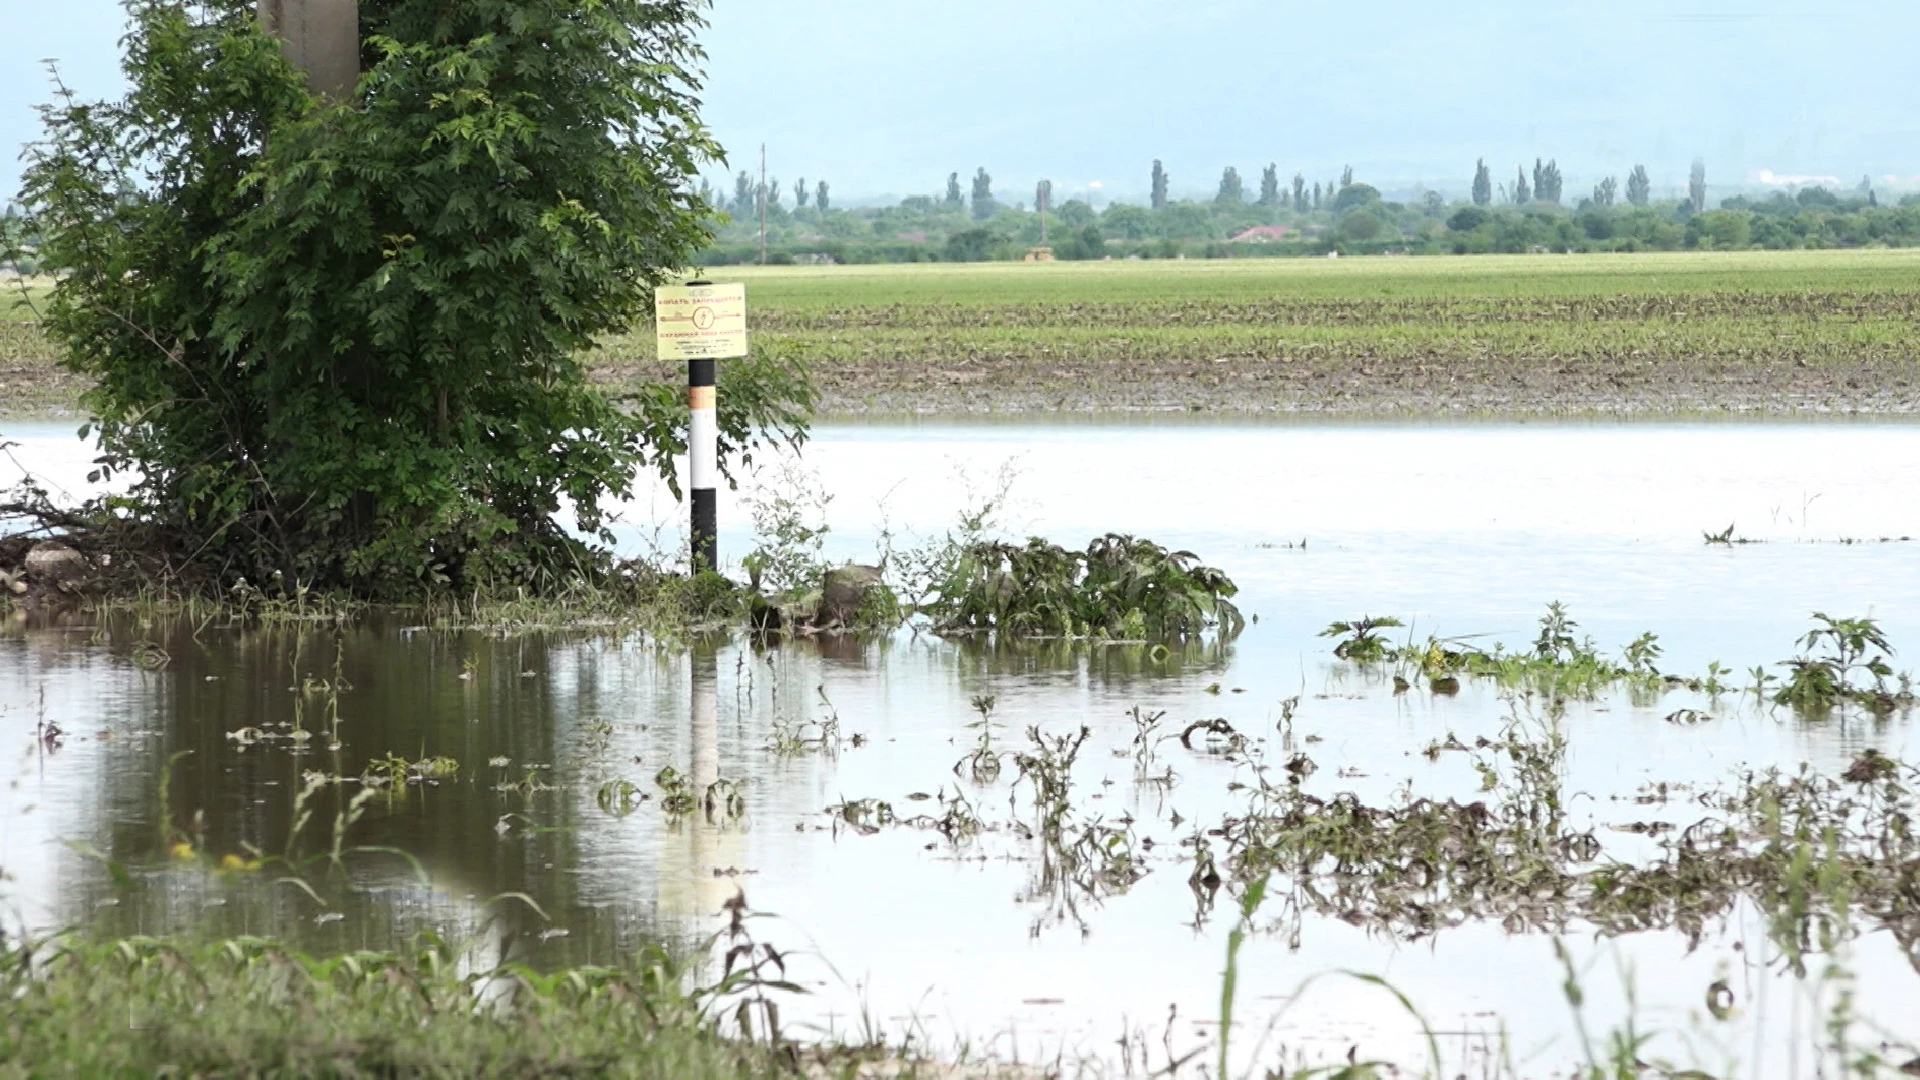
top-left (1228, 225), bottom-right (1292, 243)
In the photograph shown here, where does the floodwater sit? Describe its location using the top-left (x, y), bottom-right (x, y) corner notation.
top-left (4, 418), bottom-right (1920, 1076)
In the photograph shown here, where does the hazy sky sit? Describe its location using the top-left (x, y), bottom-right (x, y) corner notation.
top-left (9, 1), bottom-right (1919, 204)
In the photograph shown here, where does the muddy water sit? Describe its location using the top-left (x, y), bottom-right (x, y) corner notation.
top-left (4, 418), bottom-right (1920, 1075)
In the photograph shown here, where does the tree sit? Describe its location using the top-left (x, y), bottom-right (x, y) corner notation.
top-left (945, 228), bottom-right (994, 262)
top-left (1859, 175), bottom-right (1875, 201)
top-left (1514, 166), bottom-right (1532, 204)
top-left (946, 172), bottom-right (963, 205)
top-left (20, 0), bottom-right (811, 594)
top-left (1472, 160), bottom-right (1492, 207)
top-left (1532, 158), bottom-right (1562, 204)
top-left (971, 167), bottom-right (994, 220)
top-left (1689, 159), bottom-right (1707, 214)
top-left (1217, 166), bottom-right (1244, 204)
top-left (734, 170), bottom-right (753, 213)
top-left (1312, 182), bottom-right (1322, 210)
top-left (794, 178), bottom-right (808, 208)
top-left (1627, 165), bottom-right (1651, 207)
top-left (1340, 209), bottom-right (1382, 241)
top-left (1331, 183), bottom-right (1380, 213)
top-left (1292, 173), bottom-right (1308, 212)
top-left (1151, 160), bottom-right (1169, 210)
top-left (1340, 165), bottom-right (1354, 188)
top-left (1259, 164), bottom-right (1280, 207)
top-left (1592, 176), bottom-right (1617, 208)
top-left (816, 180), bottom-right (830, 213)
top-left (765, 176), bottom-right (781, 209)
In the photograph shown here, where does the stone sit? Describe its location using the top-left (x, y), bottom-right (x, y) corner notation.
top-left (818, 564), bottom-right (885, 626)
top-left (24, 543), bottom-right (87, 587)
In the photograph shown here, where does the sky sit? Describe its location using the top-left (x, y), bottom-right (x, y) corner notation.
top-left (7, 0), bottom-right (1920, 205)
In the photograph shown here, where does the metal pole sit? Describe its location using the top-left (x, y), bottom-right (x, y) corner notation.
top-left (258, 0), bottom-right (359, 99)
top-left (689, 348), bottom-right (718, 573)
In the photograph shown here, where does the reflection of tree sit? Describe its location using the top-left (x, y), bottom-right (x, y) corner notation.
top-left (30, 613), bottom-right (699, 968)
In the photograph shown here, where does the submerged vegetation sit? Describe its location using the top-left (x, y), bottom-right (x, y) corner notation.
top-left (928, 533), bottom-right (1241, 639)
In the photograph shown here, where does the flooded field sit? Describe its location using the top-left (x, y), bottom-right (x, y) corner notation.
top-left (4, 418), bottom-right (1920, 1076)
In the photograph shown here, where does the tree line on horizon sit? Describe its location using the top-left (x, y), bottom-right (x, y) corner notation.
top-left (698, 156), bottom-right (1918, 266)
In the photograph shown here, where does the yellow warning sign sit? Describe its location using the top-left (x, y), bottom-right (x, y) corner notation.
top-left (654, 283), bottom-right (749, 361)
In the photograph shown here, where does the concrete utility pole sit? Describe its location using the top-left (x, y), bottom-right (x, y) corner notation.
top-left (258, 0), bottom-right (359, 99)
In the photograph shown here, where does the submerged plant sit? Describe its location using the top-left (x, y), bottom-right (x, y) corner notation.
top-left (1318, 616), bottom-right (1404, 662)
top-left (928, 533), bottom-right (1241, 639)
top-left (1774, 613), bottom-right (1914, 716)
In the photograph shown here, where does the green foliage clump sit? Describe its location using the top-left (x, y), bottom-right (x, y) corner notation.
top-left (1775, 613), bottom-right (1914, 715)
top-left (20, 0), bottom-right (810, 597)
top-left (0, 931), bottom-right (801, 1078)
top-left (929, 533), bottom-right (1241, 639)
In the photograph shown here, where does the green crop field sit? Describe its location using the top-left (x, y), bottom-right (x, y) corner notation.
top-left (7, 251), bottom-right (1920, 418)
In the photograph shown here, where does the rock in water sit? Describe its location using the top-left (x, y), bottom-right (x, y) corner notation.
top-left (818, 564), bottom-right (885, 626)
top-left (25, 543), bottom-right (88, 588)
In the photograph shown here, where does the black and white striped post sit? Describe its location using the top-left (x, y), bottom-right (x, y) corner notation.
top-left (655, 281), bottom-right (748, 574)
top-left (688, 357), bottom-right (718, 571)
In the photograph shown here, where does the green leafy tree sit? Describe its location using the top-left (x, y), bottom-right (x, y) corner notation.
top-left (1312, 182), bottom-right (1322, 210)
top-left (733, 170), bottom-right (753, 213)
top-left (1151, 160), bottom-right (1169, 210)
top-left (946, 172), bottom-right (963, 205)
top-left (1627, 165), bottom-right (1651, 206)
top-left (1291, 173), bottom-right (1307, 212)
top-left (1592, 176), bottom-right (1617, 208)
top-left (1532, 158), bottom-right (1562, 203)
top-left (1340, 165), bottom-right (1354, 188)
top-left (1472, 159), bottom-right (1493, 206)
top-left (1217, 166), bottom-right (1244, 204)
top-left (1513, 166), bottom-right (1532, 204)
top-left (794, 177), bottom-right (808, 208)
top-left (971, 167), bottom-right (994, 220)
top-left (816, 180), bottom-right (830, 213)
top-left (765, 175), bottom-right (781, 209)
top-left (1331, 183), bottom-right (1380, 212)
top-left (1340, 209), bottom-right (1382, 241)
top-left (1689, 158), bottom-right (1707, 214)
top-left (20, 0), bottom-right (811, 594)
top-left (1259, 164), bottom-right (1280, 206)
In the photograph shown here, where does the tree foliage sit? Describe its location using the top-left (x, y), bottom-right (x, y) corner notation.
top-left (20, 0), bottom-right (812, 596)
top-left (1217, 166), bottom-right (1244, 205)
top-left (1472, 159), bottom-right (1493, 207)
top-left (1627, 165), bottom-right (1652, 207)
top-left (1690, 159), bottom-right (1708, 214)
top-left (1150, 160), bottom-right (1169, 210)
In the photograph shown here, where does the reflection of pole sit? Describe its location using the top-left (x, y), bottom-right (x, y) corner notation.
top-left (690, 644), bottom-right (718, 793)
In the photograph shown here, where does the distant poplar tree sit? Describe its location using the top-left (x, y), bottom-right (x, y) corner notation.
top-left (971, 167), bottom-right (994, 220)
top-left (765, 176), bottom-right (781, 208)
top-left (1260, 164), bottom-right (1280, 206)
top-left (1472, 159), bottom-right (1493, 206)
top-left (1626, 165), bottom-right (1651, 206)
top-left (1858, 175), bottom-right (1875, 200)
top-left (1292, 173), bottom-right (1307, 212)
top-left (1151, 160), bottom-right (1169, 209)
top-left (1689, 159), bottom-right (1707, 213)
top-left (1217, 166), bottom-right (1244, 204)
top-left (1340, 164), bottom-right (1354, 188)
top-left (1312, 182), bottom-right (1322, 210)
top-left (1532, 159), bottom-right (1563, 203)
top-left (1593, 176), bottom-right (1617, 207)
top-left (816, 180), bottom-right (830, 213)
top-left (794, 178), bottom-right (808, 208)
top-left (1513, 166), bottom-right (1531, 204)
top-left (733, 171), bottom-right (753, 212)
top-left (946, 172), bottom-right (963, 205)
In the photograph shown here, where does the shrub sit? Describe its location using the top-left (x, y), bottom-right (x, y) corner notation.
top-left (19, 0), bottom-right (810, 596)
